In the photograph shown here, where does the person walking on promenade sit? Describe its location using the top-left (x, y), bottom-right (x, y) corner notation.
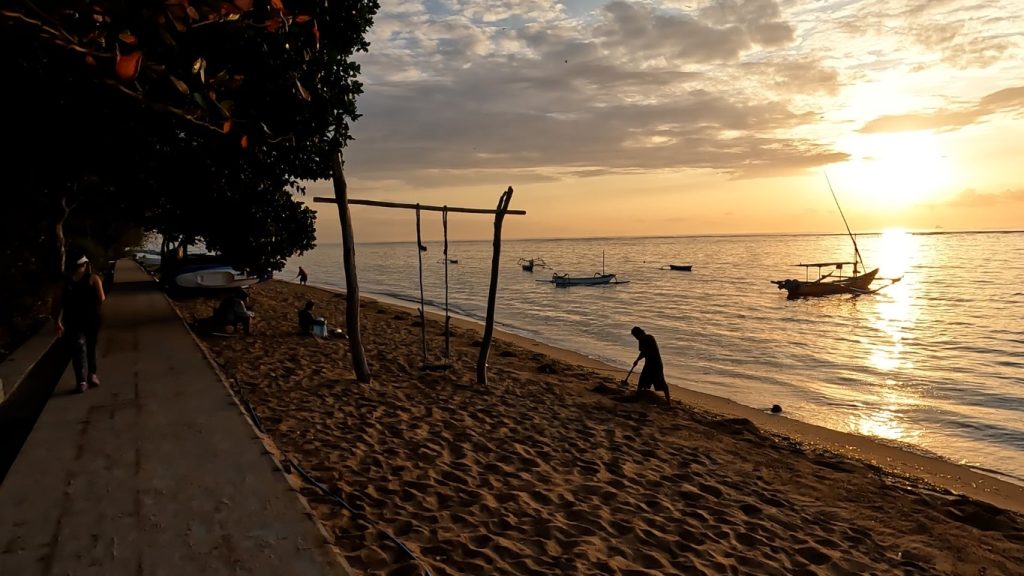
top-left (296, 266), bottom-right (308, 285)
top-left (629, 326), bottom-right (671, 406)
top-left (55, 254), bottom-right (106, 393)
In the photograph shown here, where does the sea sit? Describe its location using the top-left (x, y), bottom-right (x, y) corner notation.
top-left (285, 230), bottom-right (1024, 485)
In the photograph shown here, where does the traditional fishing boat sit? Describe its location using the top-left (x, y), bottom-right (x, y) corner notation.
top-left (661, 264), bottom-right (693, 271)
top-left (771, 176), bottom-right (900, 299)
top-left (549, 272), bottom-right (619, 287)
top-left (542, 252), bottom-right (628, 286)
top-left (518, 257), bottom-right (548, 272)
top-left (772, 263), bottom-right (879, 298)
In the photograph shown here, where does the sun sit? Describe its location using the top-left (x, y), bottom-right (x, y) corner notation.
top-left (831, 132), bottom-right (956, 210)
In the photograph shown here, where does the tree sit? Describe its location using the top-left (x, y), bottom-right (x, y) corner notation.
top-left (3, 0), bottom-right (379, 380)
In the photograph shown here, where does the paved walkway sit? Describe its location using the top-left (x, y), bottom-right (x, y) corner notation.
top-left (0, 260), bottom-right (348, 575)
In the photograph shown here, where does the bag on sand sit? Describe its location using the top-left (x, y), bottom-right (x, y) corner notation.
top-left (312, 318), bottom-right (327, 337)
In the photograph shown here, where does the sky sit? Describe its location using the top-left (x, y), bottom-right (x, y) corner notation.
top-left (300, 0), bottom-right (1024, 243)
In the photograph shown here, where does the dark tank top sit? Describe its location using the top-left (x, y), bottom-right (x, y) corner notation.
top-left (63, 274), bottom-right (100, 329)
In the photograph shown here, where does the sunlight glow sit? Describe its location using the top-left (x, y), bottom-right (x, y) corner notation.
top-left (833, 132), bottom-right (957, 210)
top-left (876, 228), bottom-right (913, 278)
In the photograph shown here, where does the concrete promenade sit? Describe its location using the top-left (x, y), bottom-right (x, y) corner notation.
top-left (0, 260), bottom-right (348, 575)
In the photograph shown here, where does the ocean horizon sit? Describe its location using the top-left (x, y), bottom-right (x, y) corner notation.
top-left (287, 229), bottom-right (1024, 485)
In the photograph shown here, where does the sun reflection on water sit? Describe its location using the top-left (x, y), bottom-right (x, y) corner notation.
top-left (867, 229), bottom-right (918, 372)
top-left (853, 408), bottom-right (917, 442)
top-left (851, 230), bottom-right (927, 442)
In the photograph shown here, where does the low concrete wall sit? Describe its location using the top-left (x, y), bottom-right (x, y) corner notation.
top-left (0, 334), bottom-right (67, 482)
top-left (0, 328), bottom-right (57, 403)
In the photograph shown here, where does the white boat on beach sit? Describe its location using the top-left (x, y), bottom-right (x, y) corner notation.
top-left (175, 266), bottom-right (259, 289)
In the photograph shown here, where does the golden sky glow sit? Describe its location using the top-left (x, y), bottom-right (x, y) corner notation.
top-left (302, 0), bottom-right (1024, 243)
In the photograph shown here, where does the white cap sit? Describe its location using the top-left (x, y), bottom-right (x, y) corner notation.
top-left (76, 255), bottom-right (89, 265)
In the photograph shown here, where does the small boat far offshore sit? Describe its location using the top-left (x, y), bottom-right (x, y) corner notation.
top-left (541, 251), bottom-right (629, 286)
top-left (661, 264), bottom-right (693, 271)
top-left (518, 257), bottom-right (548, 272)
top-left (548, 272), bottom-right (621, 287)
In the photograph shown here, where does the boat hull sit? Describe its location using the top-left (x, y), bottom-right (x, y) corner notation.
top-left (176, 267), bottom-right (259, 289)
top-left (777, 268), bottom-right (879, 298)
top-left (668, 264), bottom-right (692, 271)
top-left (551, 273), bottom-right (616, 287)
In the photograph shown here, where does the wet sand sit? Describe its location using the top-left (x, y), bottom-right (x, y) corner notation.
top-left (172, 280), bottom-right (1024, 575)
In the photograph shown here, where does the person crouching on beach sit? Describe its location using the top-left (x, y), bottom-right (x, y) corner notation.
top-left (630, 326), bottom-right (671, 406)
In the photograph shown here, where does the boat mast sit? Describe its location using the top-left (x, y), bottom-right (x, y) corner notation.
top-left (824, 173), bottom-right (864, 274)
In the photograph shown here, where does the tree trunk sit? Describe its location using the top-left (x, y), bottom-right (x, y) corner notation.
top-left (331, 151), bottom-right (371, 383)
top-left (476, 187), bottom-right (513, 386)
top-left (55, 194), bottom-right (73, 277)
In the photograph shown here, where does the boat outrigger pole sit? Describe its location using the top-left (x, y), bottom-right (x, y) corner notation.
top-left (824, 172), bottom-right (864, 274)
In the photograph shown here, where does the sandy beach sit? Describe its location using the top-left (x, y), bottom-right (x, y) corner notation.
top-left (172, 280), bottom-right (1024, 575)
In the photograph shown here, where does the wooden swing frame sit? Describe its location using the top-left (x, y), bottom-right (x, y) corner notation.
top-left (314, 186), bottom-right (525, 386)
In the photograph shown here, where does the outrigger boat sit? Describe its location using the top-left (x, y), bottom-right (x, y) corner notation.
top-left (771, 176), bottom-right (900, 299)
top-left (541, 251), bottom-right (629, 287)
top-left (518, 257), bottom-right (548, 272)
top-left (772, 262), bottom-right (879, 298)
top-left (549, 272), bottom-right (620, 287)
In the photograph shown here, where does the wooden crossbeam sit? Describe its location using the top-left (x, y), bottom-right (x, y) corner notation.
top-left (313, 197), bottom-right (526, 216)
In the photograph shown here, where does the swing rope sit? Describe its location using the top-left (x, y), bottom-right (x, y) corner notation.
top-left (443, 206), bottom-right (451, 360)
top-left (415, 204), bottom-right (427, 360)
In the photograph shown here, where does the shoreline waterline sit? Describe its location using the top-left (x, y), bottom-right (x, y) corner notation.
top-left (292, 279), bottom-right (1024, 515)
top-left (287, 232), bottom-right (1024, 486)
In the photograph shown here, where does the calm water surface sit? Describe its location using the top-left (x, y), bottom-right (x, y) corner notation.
top-left (287, 231), bottom-right (1024, 484)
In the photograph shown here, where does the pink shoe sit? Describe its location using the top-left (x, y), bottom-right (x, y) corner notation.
top-left (88, 374), bottom-right (100, 388)
top-left (76, 381), bottom-right (88, 394)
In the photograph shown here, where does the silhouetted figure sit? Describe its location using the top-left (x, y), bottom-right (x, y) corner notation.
top-left (297, 300), bottom-right (327, 336)
top-left (296, 266), bottom-right (308, 285)
top-left (214, 289), bottom-right (254, 335)
top-left (55, 255), bottom-right (106, 393)
top-left (630, 326), bottom-right (670, 406)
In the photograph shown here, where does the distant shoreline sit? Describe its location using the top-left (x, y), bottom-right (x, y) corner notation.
top-left (309, 228), bottom-right (1024, 246)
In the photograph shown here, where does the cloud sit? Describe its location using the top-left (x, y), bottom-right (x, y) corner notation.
top-left (943, 187), bottom-right (1024, 208)
top-left (343, 0), bottom-right (852, 187)
top-left (595, 1), bottom-right (794, 64)
top-left (859, 86), bottom-right (1024, 133)
top-left (341, 0), bottom-right (1021, 191)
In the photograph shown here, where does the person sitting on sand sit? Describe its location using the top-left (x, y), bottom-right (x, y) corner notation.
top-left (213, 289), bottom-right (254, 335)
top-left (630, 326), bottom-right (670, 406)
top-left (297, 300), bottom-right (326, 336)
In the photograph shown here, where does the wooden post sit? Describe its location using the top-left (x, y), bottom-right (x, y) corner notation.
top-left (476, 187), bottom-right (513, 386)
top-left (442, 207), bottom-right (451, 360)
top-left (415, 204), bottom-right (427, 360)
top-left (331, 151), bottom-right (371, 383)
